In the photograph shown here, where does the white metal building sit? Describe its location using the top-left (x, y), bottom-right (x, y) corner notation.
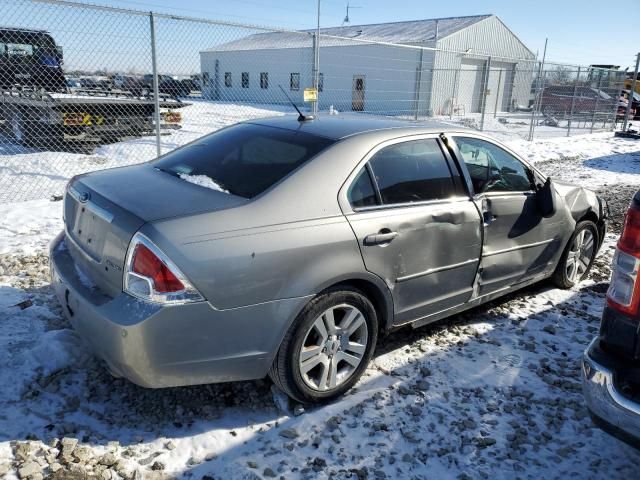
top-left (200, 15), bottom-right (536, 116)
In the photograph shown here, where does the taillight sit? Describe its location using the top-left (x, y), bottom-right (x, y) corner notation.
top-left (619, 201), bottom-right (640, 254)
top-left (124, 233), bottom-right (204, 304)
top-left (607, 201), bottom-right (640, 316)
top-left (132, 244), bottom-right (184, 293)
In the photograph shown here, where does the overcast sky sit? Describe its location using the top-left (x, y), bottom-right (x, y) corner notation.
top-left (97, 0), bottom-right (637, 71)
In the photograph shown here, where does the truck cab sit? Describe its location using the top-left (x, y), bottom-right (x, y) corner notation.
top-left (0, 27), bottom-right (66, 92)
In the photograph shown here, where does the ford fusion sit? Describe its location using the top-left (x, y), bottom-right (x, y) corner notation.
top-left (50, 115), bottom-right (607, 403)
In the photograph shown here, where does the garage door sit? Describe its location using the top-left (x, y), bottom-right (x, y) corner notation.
top-left (457, 59), bottom-right (485, 114)
top-left (486, 62), bottom-right (515, 113)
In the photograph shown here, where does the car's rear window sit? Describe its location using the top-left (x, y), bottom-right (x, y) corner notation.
top-left (154, 123), bottom-right (335, 198)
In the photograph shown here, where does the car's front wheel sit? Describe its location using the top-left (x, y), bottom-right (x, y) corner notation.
top-left (553, 220), bottom-right (598, 288)
top-left (269, 287), bottom-right (378, 404)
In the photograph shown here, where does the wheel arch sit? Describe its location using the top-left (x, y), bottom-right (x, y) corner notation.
top-left (329, 277), bottom-right (395, 335)
top-left (304, 272), bottom-right (395, 335)
top-left (577, 210), bottom-right (604, 249)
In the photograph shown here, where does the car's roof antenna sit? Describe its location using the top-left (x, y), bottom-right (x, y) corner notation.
top-left (279, 85), bottom-right (315, 122)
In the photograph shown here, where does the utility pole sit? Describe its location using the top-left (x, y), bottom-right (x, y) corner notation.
top-left (623, 52), bottom-right (640, 132)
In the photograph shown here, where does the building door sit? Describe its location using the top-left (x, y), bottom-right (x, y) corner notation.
top-left (458, 58), bottom-right (485, 113)
top-left (352, 75), bottom-right (365, 111)
top-left (486, 62), bottom-right (516, 113)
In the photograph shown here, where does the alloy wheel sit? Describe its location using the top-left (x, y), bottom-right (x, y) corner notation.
top-left (298, 303), bottom-right (368, 391)
top-left (566, 229), bottom-right (595, 283)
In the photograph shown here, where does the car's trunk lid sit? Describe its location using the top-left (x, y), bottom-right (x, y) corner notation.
top-left (64, 164), bottom-right (248, 298)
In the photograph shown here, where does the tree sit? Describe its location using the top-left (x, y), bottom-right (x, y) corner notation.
top-left (550, 65), bottom-right (572, 85)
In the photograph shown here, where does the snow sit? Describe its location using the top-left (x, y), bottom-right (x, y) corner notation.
top-left (1, 103), bottom-right (640, 479)
top-left (178, 173), bottom-right (229, 194)
top-left (0, 100), bottom-right (286, 203)
top-left (0, 199), bottom-right (62, 255)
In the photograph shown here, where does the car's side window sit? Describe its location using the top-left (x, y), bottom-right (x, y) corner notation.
top-left (348, 167), bottom-right (378, 209)
top-left (367, 139), bottom-right (456, 205)
top-left (453, 137), bottom-right (534, 194)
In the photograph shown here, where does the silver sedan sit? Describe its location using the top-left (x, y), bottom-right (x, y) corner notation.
top-left (50, 115), bottom-right (607, 403)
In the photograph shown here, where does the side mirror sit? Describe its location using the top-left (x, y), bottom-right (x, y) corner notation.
top-left (536, 177), bottom-right (556, 218)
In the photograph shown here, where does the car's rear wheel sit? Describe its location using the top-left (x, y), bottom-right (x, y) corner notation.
top-left (553, 220), bottom-right (598, 288)
top-left (269, 286), bottom-right (378, 404)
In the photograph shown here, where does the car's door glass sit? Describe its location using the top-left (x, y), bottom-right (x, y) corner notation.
top-left (453, 137), bottom-right (533, 194)
top-left (368, 139), bottom-right (456, 205)
top-left (348, 167), bottom-right (378, 208)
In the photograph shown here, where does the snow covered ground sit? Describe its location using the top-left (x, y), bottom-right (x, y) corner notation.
top-left (0, 100), bottom-right (287, 203)
top-left (1, 104), bottom-right (640, 480)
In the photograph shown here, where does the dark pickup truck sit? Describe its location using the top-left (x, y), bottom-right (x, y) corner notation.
top-left (583, 190), bottom-right (640, 449)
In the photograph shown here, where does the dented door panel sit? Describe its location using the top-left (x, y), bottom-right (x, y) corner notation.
top-left (345, 198), bottom-right (482, 323)
top-left (473, 191), bottom-right (570, 295)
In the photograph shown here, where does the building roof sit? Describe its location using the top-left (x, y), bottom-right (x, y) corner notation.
top-left (203, 14), bottom-right (493, 52)
top-left (245, 113), bottom-right (462, 140)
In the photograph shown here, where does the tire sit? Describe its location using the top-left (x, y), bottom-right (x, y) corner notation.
top-left (269, 286), bottom-right (378, 404)
top-left (552, 220), bottom-right (599, 289)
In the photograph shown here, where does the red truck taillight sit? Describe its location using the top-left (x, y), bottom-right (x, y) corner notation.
top-left (607, 201), bottom-right (640, 316)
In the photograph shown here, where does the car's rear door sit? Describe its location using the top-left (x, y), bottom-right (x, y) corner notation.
top-left (450, 135), bottom-right (565, 296)
top-left (339, 135), bottom-right (482, 325)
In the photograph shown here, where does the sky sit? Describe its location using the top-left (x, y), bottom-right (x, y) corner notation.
top-left (94, 0), bottom-right (637, 70)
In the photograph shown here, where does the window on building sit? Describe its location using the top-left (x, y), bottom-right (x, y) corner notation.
top-left (318, 73), bottom-right (324, 92)
top-left (290, 72), bottom-right (300, 91)
top-left (368, 139), bottom-right (456, 205)
top-left (241, 72), bottom-right (249, 88)
top-left (224, 72), bottom-right (232, 88)
top-left (260, 72), bottom-right (269, 89)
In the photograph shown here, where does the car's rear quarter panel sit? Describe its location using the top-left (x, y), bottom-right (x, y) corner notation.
top-left (145, 214), bottom-right (373, 310)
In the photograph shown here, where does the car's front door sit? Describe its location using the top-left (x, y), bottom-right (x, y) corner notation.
top-left (451, 136), bottom-right (565, 296)
top-left (341, 136), bottom-right (482, 325)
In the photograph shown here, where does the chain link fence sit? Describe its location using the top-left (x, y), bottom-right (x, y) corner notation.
top-left (0, 0), bottom-right (629, 204)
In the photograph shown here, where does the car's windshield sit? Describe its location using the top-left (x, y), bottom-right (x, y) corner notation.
top-left (154, 123), bottom-right (335, 198)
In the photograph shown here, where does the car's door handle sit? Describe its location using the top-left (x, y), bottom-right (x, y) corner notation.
top-left (483, 211), bottom-right (497, 225)
top-left (364, 231), bottom-right (398, 246)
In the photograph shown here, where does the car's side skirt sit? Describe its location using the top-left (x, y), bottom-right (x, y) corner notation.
top-left (397, 270), bottom-right (552, 330)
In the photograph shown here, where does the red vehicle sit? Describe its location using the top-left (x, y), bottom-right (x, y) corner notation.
top-left (539, 85), bottom-right (617, 116)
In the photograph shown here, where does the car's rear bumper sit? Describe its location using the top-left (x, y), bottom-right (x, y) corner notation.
top-left (49, 231), bottom-right (308, 388)
top-left (582, 337), bottom-right (640, 449)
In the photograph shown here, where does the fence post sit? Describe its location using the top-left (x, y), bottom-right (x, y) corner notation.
top-left (567, 66), bottom-right (580, 136)
top-left (493, 68), bottom-right (502, 118)
top-left (528, 38), bottom-right (547, 141)
top-left (312, 0), bottom-right (321, 115)
top-left (450, 67), bottom-right (459, 119)
top-left (479, 56), bottom-right (491, 131)
top-left (149, 11), bottom-right (162, 157)
top-left (623, 53), bottom-right (640, 133)
top-left (590, 68), bottom-right (601, 134)
top-left (413, 49), bottom-right (424, 120)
